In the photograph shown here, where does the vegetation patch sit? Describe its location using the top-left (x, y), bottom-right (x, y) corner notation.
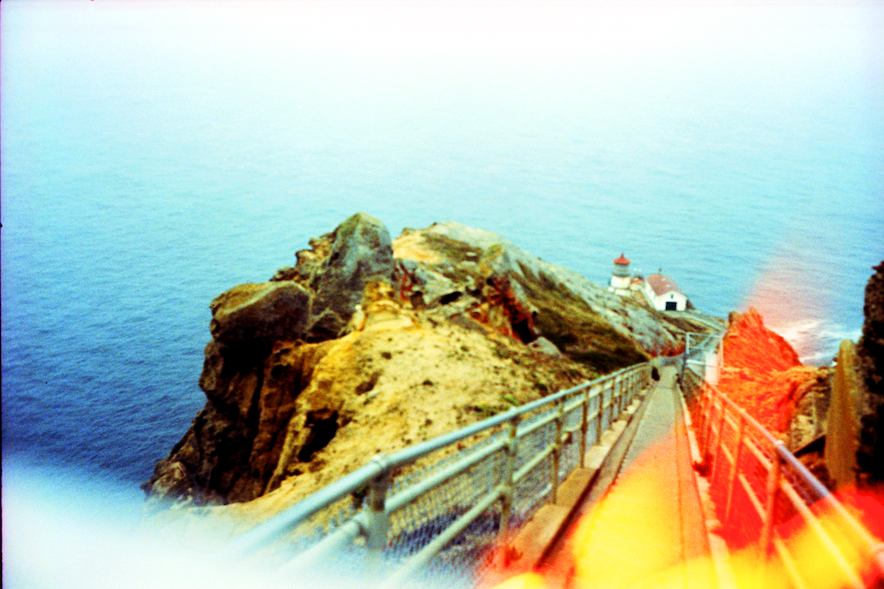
top-left (501, 393), bottom-right (520, 407)
top-left (469, 403), bottom-right (507, 417)
top-left (422, 233), bottom-right (484, 262)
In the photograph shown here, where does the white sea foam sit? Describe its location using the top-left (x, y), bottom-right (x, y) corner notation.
top-left (769, 318), bottom-right (863, 367)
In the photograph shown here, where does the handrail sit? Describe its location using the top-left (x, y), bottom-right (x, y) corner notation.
top-left (227, 455), bottom-right (389, 555)
top-left (683, 361), bottom-right (884, 587)
top-left (233, 360), bottom-right (652, 584)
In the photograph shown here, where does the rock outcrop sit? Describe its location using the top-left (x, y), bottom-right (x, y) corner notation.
top-left (717, 266), bottom-right (884, 491)
top-left (857, 261), bottom-right (884, 486)
top-left (718, 308), bottom-right (830, 447)
top-left (825, 340), bottom-right (860, 489)
top-left (144, 215), bottom-right (721, 508)
top-left (270, 212), bottom-right (395, 341)
top-left (391, 222), bottom-right (719, 368)
top-left (723, 308), bottom-right (802, 374)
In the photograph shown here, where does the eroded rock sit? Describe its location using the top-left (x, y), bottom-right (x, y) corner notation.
top-left (714, 308), bottom-right (834, 484)
top-left (145, 215), bottom-right (722, 508)
top-left (857, 261), bottom-right (884, 485)
top-left (209, 282), bottom-right (312, 347)
top-left (311, 212), bottom-right (395, 322)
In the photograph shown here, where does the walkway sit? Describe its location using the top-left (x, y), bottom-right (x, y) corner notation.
top-left (540, 366), bottom-right (716, 588)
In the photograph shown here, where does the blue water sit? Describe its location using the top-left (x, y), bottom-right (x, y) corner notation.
top-left (2, 0), bottom-right (883, 486)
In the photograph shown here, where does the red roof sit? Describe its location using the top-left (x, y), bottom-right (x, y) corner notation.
top-left (645, 273), bottom-right (684, 296)
top-left (614, 253), bottom-right (630, 265)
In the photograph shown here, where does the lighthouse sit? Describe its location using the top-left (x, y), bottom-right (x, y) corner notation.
top-left (610, 253), bottom-right (631, 295)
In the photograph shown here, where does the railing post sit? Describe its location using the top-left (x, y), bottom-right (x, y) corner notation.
top-left (760, 442), bottom-right (783, 560)
top-left (631, 370), bottom-right (637, 404)
top-left (632, 369), bottom-right (638, 404)
top-left (701, 390), bottom-right (717, 464)
top-left (498, 415), bottom-right (519, 564)
top-left (552, 398), bottom-right (565, 504)
top-left (681, 333), bottom-right (691, 384)
top-left (629, 369), bottom-right (634, 403)
top-left (580, 387), bottom-right (590, 468)
top-left (606, 378), bottom-right (614, 428)
top-left (724, 414), bottom-right (746, 527)
top-left (595, 385), bottom-right (603, 445)
top-left (710, 404), bottom-right (727, 481)
top-left (366, 456), bottom-right (392, 572)
top-left (624, 372), bottom-right (631, 407)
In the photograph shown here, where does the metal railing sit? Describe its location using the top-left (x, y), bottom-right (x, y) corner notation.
top-left (680, 330), bottom-right (723, 384)
top-left (682, 365), bottom-right (884, 588)
top-left (230, 362), bottom-right (652, 587)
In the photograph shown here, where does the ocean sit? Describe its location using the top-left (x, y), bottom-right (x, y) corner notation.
top-left (2, 0), bottom-right (883, 493)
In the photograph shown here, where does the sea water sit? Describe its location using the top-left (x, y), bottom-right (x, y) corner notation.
top-left (2, 0), bottom-right (883, 490)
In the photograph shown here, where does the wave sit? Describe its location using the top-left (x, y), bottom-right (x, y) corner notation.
top-left (768, 318), bottom-right (863, 367)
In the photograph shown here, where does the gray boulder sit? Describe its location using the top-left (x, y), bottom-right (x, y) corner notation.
top-left (208, 282), bottom-right (312, 346)
top-left (528, 337), bottom-right (562, 356)
top-left (311, 213), bottom-right (395, 322)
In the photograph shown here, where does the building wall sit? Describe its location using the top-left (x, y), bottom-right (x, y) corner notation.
top-left (642, 282), bottom-right (687, 311)
top-left (610, 275), bottom-right (631, 291)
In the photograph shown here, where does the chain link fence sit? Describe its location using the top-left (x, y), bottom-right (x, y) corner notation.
top-left (231, 363), bottom-right (651, 588)
top-left (682, 364), bottom-right (884, 588)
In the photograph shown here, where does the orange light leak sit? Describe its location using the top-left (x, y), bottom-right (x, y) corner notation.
top-left (566, 439), bottom-right (717, 589)
top-left (714, 303), bottom-right (822, 438)
top-left (742, 237), bottom-right (833, 364)
top-left (481, 443), bottom-right (884, 589)
top-left (482, 242), bottom-right (882, 589)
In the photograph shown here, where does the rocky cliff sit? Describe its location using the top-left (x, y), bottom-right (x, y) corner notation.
top-left (714, 261), bottom-right (884, 491)
top-left (144, 214), bottom-right (721, 508)
top-left (717, 308), bottom-right (866, 491)
top-left (718, 308), bottom-right (831, 446)
top-left (857, 261), bottom-right (884, 486)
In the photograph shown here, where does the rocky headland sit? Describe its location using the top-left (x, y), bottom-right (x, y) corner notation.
top-left (716, 308), bottom-right (831, 449)
top-left (143, 213), bottom-right (722, 515)
top-left (715, 261), bottom-right (884, 491)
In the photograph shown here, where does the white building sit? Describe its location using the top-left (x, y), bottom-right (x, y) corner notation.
top-left (643, 272), bottom-right (688, 311)
top-left (609, 253), bottom-right (632, 295)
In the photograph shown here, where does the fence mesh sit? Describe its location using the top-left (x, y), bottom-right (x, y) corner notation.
top-left (243, 365), bottom-right (650, 587)
top-left (683, 365), bottom-right (884, 588)
top-left (389, 451), bottom-right (507, 586)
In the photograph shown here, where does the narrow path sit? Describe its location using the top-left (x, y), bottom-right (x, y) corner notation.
top-left (540, 366), bottom-right (715, 588)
